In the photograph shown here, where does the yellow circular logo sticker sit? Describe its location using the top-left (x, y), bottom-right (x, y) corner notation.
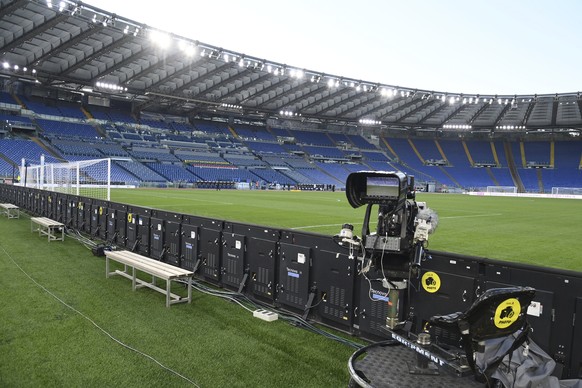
top-left (421, 271), bottom-right (441, 293)
top-left (127, 213), bottom-right (133, 223)
top-left (99, 207), bottom-right (103, 216)
top-left (494, 298), bottom-right (521, 329)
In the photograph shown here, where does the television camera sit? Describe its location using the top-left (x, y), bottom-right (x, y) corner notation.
top-left (340, 171), bottom-right (438, 329)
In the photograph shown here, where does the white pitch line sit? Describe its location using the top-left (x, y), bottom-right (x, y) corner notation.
top-left (292, 222), bottom-right (361, 230)
top-left (292, 213), bottom-right (502, 230)
top-left (125, 191), bottom-right (234, 205)
top-left (441, 213), bottom-right (502, 219)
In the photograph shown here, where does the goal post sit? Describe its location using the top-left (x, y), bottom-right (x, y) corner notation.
top-left (21, 156), bottom-right (111, 200)
top-left (486, 186), bottom-right (517, 194)
top-left (551, 187), bottom-right (582, 195)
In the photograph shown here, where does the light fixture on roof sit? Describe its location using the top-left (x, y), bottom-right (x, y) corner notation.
top-left (123, 25), bottom-right (129, 34)
top-left (95, 81), bottom-right (127, 93)
top-left (220, 103), bottom-right (242, 110)
top-left (178, 40), bottom-right (197, 57)
top-left (58, 1), bottom-right (65, 12)
top-left (327, 79), bottom-right (335, 88)
top-left (359, 118), bottom-right (381, 125)
top-left (310, 74), bottom-right (321, 83)
top-left (150, 30), bottom-right (171, 49)
top-left (294, 69), bottom-right (304, 79)
top-left (279, 110), bottom-right (300, 117)
top-left (2, 62), bottom-right (9, 69)
top-left (46, 0), bottom-right (53, 8)
top-left (443, 124), bottom-right (472, 130)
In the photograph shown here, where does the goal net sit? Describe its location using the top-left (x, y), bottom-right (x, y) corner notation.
top-left (22, 157), bottom-right (111, 200)
top-left (486, 186), bottom-right (517, 194)
top-left (551, 187), bottom-right (582, 195)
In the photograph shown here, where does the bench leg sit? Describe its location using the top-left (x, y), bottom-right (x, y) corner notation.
top-left (106, 256), bottom-right (110, 278)
top-left (187, 276), bottom-right (192, 304)
top-left (166, 280), bottom-right (171, 308)
top-left (132, 266), bottom-right (136, 291)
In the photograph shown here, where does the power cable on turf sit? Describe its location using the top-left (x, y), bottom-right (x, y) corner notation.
top-left (0, 229), bottom-right (200, 387)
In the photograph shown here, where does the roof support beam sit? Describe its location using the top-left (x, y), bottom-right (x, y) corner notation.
top-left (269, 82), bottom-right (324, 110)
top-left (357, 96), bottom-right (406, 119)
top-left (31, 25), bottom-right (105, 67)
top-left (298, 87), bottom-right (347, 113)
top-left (1, 13), bottom-right (69, 55)
top-left (123, 50), bottom-right (186, 85)
top-left (0, 0), bottom-right (28, 18)
top-left (316, 90), bottom-right (359, 116)
top-left (247, 77), bottom-right (290, 108)
top-left (393, 99), bottom-right (437, 123)
top-left (62, 34), bottom-right (133, 76)
top-left (337, 94), bottom-right (380, 118)
top-left (217, 71), bottom-right (272, 101)
top-left (171, 61), bottom-right (232, 95)
top-left (417, 102), bottom-right (448, 125)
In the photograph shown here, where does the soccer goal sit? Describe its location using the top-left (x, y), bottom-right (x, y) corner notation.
top-left (22, 156), bottom-right (111, 200)
top-left (486, 186), bottom-right (517, 194)
top-left (551, 187), bottom-right (582, 195)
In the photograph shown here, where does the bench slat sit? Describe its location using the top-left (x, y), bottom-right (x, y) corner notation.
top-left (106, 250), bottom-right (192, 279)
top-left (104, 249), bottom-right (193, 307)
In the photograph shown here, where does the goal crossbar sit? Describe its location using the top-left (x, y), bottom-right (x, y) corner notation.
top-left (21, 156), bottom-right (111, 200)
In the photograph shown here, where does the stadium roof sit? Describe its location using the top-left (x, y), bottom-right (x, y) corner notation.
top-left (1, 0), bottom-right (581, 132)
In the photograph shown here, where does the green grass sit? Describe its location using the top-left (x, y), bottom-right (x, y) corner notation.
top-left (2, 189), bottom-right (581, 387)
top-left (112, 188), bottom-right (582, 271)
top-left (0, 214), bottom-right (353, 387)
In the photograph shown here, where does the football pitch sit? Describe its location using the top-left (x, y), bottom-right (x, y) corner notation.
top-left (1, 188), bottom-right (581, 387)
top-left (112, 188), bottom-right (582, 272)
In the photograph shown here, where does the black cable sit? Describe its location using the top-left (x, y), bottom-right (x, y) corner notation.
top-left (187, 279), bottom-right (363, 349)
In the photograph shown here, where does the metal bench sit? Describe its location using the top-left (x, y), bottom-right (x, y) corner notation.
top-left (30, 217), bottom-right (65, 242)
top-left (0, 203), bottom-right (20, 219)
top-left (104, 250), bottom-right (193, 307)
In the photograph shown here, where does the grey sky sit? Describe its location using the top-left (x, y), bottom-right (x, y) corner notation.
top-left (87, 0), bottom-right (582, 96)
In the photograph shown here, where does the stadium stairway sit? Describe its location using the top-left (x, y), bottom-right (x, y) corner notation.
top-left (461, 141), bottom-right (475, 166)
top-left (503, 142), bottom-right (525, 192)
top-left (490, 142), bottom-right (501, 167)
top-left (81, 106), bottom-right (93, 119)
top-left (519, 142), bottom-right (527, 167)
top-left (227, 125), bottom-right (240, 139)
top-left (11, 93), bottom-right (25, 108)
top-left (536, 168), bottom-right (544, 194)
top-left (437, 166), bottom-right (462, 188)
top-left (381, 137), bottom-right (399, 160)
top-left (434, 140), bottom-right (449, 163)
top-left (407, 139), bottom-right (425, 164)
top-left (28, 136), bottom-right (66, 162)
top-left (485, 167), bottom-right (500, 186)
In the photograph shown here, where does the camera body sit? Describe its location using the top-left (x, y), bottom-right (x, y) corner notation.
top-left (346, 171), bottom-right (420, 276)
top-left (344, 171), bottom-right (437, 329)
